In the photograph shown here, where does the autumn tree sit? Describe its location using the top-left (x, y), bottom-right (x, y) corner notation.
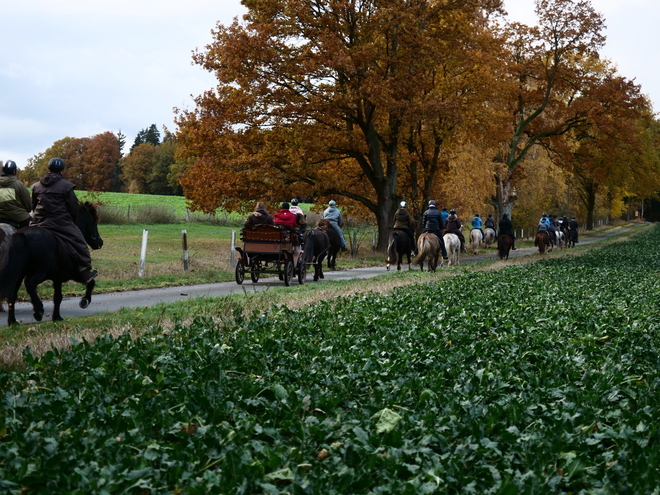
top-left (491, 0), bottom-right (605, 217)
top-left (120, 142), bottom-right (156, 194)
top-left (176, 0), bottom-right (505, 249)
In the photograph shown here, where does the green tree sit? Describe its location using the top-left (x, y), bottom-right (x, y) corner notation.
top-left (131, 124), bottom-right (161, 152)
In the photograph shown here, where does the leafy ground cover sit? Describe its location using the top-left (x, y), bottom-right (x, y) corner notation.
top-left (1, 226), bottom-right (658, 493)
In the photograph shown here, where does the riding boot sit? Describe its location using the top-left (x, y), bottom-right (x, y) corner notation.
top-left (79, 267), bottom-right (99, 284)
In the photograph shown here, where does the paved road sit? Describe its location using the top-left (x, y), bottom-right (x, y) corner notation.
top-left (0, 224), bottom-right (638, 327)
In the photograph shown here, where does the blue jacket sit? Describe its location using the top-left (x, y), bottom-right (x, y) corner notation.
top-left (471, 217), bottom-right (482, 229)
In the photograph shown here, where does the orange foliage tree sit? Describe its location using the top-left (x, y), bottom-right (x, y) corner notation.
top-left (175, 0), bottom-right (505, 249)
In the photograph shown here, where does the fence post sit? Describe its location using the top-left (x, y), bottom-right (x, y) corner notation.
top-left (372, 230), bottom-right (376, 254)
top-left (127, 205), bottom-right (131, 219)
top-left (185, 207), bottom-right (190, 222)
top-left (230, 230), bottom-right (236, 268)
top-left (182, 230), bottom-right (189, 272)
top-left (521, 228), bottom-right (524, 240)
top-left (352, 230), bottom-right (357, 259)
top-left (138, 229), bottom-right (148, 277)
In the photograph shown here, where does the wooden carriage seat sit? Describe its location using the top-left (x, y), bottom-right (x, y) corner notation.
top-left (240, 224), bottom-right (296, 254)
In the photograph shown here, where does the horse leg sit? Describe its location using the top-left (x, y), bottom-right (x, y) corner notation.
top-left (52, 282), bottom-right (64, 322)
top-left (24, 273), bottom-right (47, 322)
top-left (80, 280), bottom-right (95, 309)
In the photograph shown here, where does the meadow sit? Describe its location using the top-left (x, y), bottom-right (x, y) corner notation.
top-left (1, 224), bottom-right (658, 493)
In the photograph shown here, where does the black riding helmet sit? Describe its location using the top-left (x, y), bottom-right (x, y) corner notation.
top-left (48, 157), bottom-right (65, 171)
top-left (450, 208), bottom-right (456, 214)
top-left (2, 160), bottom-right (17, 175)
top-left (291, 198), bottom-right (299, 206)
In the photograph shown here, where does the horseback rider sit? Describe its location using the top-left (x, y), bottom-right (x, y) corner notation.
top-left (537, 212), bottom-right (550, 243)
top-left (30, 157), bottom-right (98, 283)
top-left (499, 213), bottom-right (517, 250)
top-left (0, 160), bottom-right (32, 228)
top-left (445, 208), bottom-right (467, 253)
top-left (440, 206), bottom-right (449, 227)
top-left (393, 201), bottom-right (418, 256)
top-left (484, 212), bottom-right (496, 234)
top-left (569, 216), bottom-right (579, 243)
top-left (548, 214), bottom-right (559, 246)
top-left (322, 200), bottom-right (348, 251)
top-left (471, 213), bottom-right (483, 235)
top-left (421, 200), bottom-right (448, 261)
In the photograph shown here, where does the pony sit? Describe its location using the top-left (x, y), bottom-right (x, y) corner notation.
top-left (555, 229), bottom-right (566, 250)
top-left (534, 231), bottom-right (550, 254)
top-left (567, 229), bottom-right (578, 248)
top-left (0, 223), bottom-right (18, 312)
top-left (443, 233), bottom-right (460, 266)
top-left (483, 227), bottom-right (496, 249)
top-left (497, 234), bottom-right (513, 260)
top-left (301, 227), bottom-right (329, 281)
top-left (416, 233), bottom-right (441, 272)
top-left (386, 229), bottom-right (413, 271)
top-left (469, 229), bottom-right (483, 255)
top-left (318, 218), bottom-right (341, 270)
top-left (0, 202), bottom-right (103, 326)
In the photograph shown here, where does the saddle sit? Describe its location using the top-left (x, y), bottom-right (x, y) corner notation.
top-left (0, 218), bottom-right (21, 229)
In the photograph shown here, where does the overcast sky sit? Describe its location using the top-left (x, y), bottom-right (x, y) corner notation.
top-left (1, 0), bottom-right (658, 169)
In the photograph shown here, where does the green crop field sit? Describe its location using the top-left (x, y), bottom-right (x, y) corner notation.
top-left (1, 225), bottom-right (658, 493)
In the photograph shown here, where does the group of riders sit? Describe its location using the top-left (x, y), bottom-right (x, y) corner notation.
top-left (392, 200), bottom-right (580, 261)
top-left (0, 158), bottom-right (98, 283)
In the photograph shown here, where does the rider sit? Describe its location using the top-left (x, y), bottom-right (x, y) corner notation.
top-left (445, 208), bottom-right (467, 253)
top-left (471, 213), bottom-right (483, 236)
top-left (499, 213), bottom-right (517, 250)
top-left (548, 214), bottom-right (559, 246)
top-left (537, 212), bottom-right (550, 241)
top-left (569, 216), bottom-right (579, 243)
top-left (484, 212), bottom-right (496, 235)
top-left (30, 157), bottom-right (98, 283)
top-left (393, 201), bottom-right (418, 256)
top-left (0, 160), bottom-right (32, 228)
top-left (421, 200), bottom-right (448, 261)
top-left (323, 200), bottom-right (348, 251)
top-left (440, 206), bottom-right (449, 227)
top-left (289, 198), bottom-right (304, 217)
top-left (244, 201), bottom-right (274, 228)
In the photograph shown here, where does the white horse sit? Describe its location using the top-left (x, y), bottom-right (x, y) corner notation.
top-left (443, 233), bottom-right (460, 266)
top-left (483, 227), bottom-right (496, 248)
top-left (0, 223), bottom-right (18, 312)
top-left (469, 228), bottom-right (483, 255)
top-left (555, 229), bottom-right (566, 249)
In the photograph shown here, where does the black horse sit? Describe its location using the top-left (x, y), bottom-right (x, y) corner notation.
top-left (0, 202), bottom-right (103, 326)
top-left (318, 219), bottom-right (341, 270)
top-left (497, 233), bottom-right (513, 260)
top-left (301, 227), bottom-right (329, 281)
top-left (386, 229), bottom-right (413, 271)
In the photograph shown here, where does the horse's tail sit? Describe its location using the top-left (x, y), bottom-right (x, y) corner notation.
top-left (416, 236), bottom-right (428, 266)
top-left (0, 232), bottom-right (28, 300)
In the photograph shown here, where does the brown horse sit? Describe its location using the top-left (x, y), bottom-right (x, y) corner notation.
top-left (317, 219), bottom-right (341, 270)
top-left (497, 234), bottom-right (513, 260)
top-left (386, 230), bottom-right (413, 271)
top-left (416, 233), bottom-right (441, 272)
top-left (535, 231), bottom-right (549, 254)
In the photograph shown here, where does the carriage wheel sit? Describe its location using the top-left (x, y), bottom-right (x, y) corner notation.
top-left (250, 259), bottom-right (260, 283)
top-left (297, 259), bottom-right (306, 285)
top-left (283, 261), bottom-right (294, 287)
top-left (235, 259), bottom-right (245, 284)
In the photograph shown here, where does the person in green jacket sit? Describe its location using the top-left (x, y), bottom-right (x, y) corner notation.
top-left (0, 160), bottom-right (31, 227)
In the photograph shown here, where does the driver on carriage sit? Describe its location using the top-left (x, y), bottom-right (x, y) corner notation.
top-left (499, 213), bottom-right (517, 250)
top-left (30, 157), bottom-right (98, 283)
top-left (322, 200), bottom-right (348, 251)
top-left (445, 208), bottom-right (467, 253)
top-left (273, 202), bottom-right (304, 245)
top-left (393, 201), bottom-right (418, 256)
top-left (0, 160), bottom-right (32, 228)
top-left (471, 213), bottom-right (483, 235)
top-left (422, 200), bottom-right (448, 261)
top-left (244, 201), bottom-right (274, 228)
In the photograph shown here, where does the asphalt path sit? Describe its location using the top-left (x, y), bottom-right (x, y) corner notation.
top-left (0, 224), bottom-right (638, 327)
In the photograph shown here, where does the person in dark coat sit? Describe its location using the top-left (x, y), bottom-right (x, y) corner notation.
top-left (30, 157), bottom-right (97, 282)
top-left (0, 160), bottom-right (31, 227)
top-left (392, 201), bottom-right (417, 256)
top-left (498, 213), bottom-right (517, 250)
top-left (421, 200), bottom-right (448, 261)
top-left (445, 208), bottom-right (466, 253)
top-left (569, 216), bottom-right (579, 243)
top-left (244, 201), bottom-right (274, 228)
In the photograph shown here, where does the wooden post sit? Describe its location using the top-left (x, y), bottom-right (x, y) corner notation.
top-left (182, 230), bottom-right (189, 272)
top-left (230, 230), bottom-right (236, 268)
top-left (185, 207), bottom-right (190, 222)
top-left (352, 230), bottom-right (357, 259)
top-left (138, 229), bottom-right (148, 277)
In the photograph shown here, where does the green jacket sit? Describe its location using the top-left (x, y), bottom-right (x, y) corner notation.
top-left (0, 175), bottom-right (31, 224)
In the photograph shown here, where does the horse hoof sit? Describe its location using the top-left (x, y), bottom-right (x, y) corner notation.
top-left (33, 311), bottom-right (43, 322)
top-left (80, 298), bottom-right (90, 309)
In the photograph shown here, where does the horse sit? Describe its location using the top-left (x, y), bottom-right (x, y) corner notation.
top-left (386, 229), bottom-right (413, 271)
top-left (555, 229), bottom-right (566, 250)
top-left (0, 223), bottom-right (18, 312)
top-left (469, 228), bottom-right (483, 255)
top-left (443, 233), bottom-right (460, 266)
top-left (534, 231), bottom-right (549, 255)
top-left (483, 227), bottom-right (496, 249)
top-left (416, 233), bottom-right (441, 272)
top-left (567, 229), bottom-right (578, 248)
top-left (301, 227), bottom-right (329, 281)
top-left (318, 219), bottom-right (341, 270)
top-left (0, 202), bottom-right (103, 326)
top-left (497, 234), bottom-right (513, 260)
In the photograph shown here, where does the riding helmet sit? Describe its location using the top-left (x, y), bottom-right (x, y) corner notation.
top-left (291, 198), bottom-right (299, 205)
top-left (329, 200), bottom-right (336, 206)
top-left (475, 213), bottom-right (480, 217)
top-left (400, 201), bottom-right (407, 208)
top-left (542, 212), bottom-right (547, 217)
top-left (48, 157), bottom-right (66, 171)
top-left (450, 208), bottom-right (456, 214)
top-left (428, 200), bottom-right (436, 207)
top-left (2, 160), bottom-right (17, 175)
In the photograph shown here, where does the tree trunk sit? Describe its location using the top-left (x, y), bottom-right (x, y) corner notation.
top-left (494, 169), bottom-right (517, 219)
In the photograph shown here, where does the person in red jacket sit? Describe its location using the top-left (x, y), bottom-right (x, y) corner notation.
top-left (273, 202), bottom-right (298, 229)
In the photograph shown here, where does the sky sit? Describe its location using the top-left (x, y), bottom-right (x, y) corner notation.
top-left (1, 0), bottom-right (658, 169)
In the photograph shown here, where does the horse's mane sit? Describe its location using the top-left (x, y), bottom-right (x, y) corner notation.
top-left (317, 218), bottom-right (331, 230)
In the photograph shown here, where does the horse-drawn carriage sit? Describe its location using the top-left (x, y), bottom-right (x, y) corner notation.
top-left (234, 224), bottom-right (306, 286)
